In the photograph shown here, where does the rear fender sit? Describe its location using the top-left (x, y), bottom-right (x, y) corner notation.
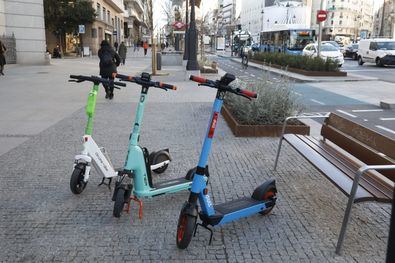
top-left (251, 179), bottom-right (277, 201)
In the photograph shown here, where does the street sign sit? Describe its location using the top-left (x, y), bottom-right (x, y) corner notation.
top-left (317, 10), bottom-right (328, 23)
top-left (78, 25), bottom-right (85, 34)
top-left (172, 21), bottom-right (185, 30)
top-left (113, 31), bottom-right (117, 36)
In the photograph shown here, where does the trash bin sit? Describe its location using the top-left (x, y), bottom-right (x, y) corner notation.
top-left (156, 52), bottom-right (162, 70)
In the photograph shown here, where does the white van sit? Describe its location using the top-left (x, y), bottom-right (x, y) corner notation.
top-left (358, 39), bottom-right (395, 66)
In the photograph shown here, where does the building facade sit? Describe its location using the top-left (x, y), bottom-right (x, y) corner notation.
top-left (0, 0), bottom-right (47, 64)
top-left (373, 0), bottom-right (395, 38)
top-left (45, 0), bottom-right (126, 56)
top-left (217, 0), bottom-right (237, 42)
top-left (241, 0), bottom-right (312, 42)
top-left (321, 0), bottom-right (374, 41)
top-left (124, 0), bottom-right (149, 46)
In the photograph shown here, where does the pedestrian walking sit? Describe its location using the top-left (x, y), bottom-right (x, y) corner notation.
top-left (0, 40), bottom-right (6, 76)
top-left (118, 41), bottom-right (127, 65)
top-left (98, 40), bottom-right (121, 100)
top-left (114, 41), bottom-right (119, 52)
top-left (143, 41), bottom-right (148, 56)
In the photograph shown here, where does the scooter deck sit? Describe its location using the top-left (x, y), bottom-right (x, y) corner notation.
top-left (214, 197), bottom-right (261, 215)
top-left (154, 177), bottom-right (190, 190)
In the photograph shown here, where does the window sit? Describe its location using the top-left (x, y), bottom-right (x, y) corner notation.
top-left (108, 11), bottom-right (111, 24)
top-left (103, 7), bottom-right (106, 22)
top-left (92, 28), bottom-right (97, 38)
top-left (369, 42), bottom-right (377, 50)
top-left (339, 20), bottom-right (342, 25)
top-left (96, 3), bottom-right (101, 20)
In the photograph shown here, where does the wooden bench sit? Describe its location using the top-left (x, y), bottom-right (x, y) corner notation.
top-left (274, 112), bottom-right (395, 254)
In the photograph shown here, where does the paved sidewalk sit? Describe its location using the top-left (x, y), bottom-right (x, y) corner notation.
top-left (0, 58), bottom-right (391, 262)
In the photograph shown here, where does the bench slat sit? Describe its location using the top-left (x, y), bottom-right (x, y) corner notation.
top-left (298, 135), bottom-right (393, 202)
top-left (283, 134), bottom-right (374, 203)
top-left (322, 124), bottom-right (395, 181)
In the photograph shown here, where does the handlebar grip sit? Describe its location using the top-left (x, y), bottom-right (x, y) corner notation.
top-left (113, 73), bottom-right (134, 81)
top-left (190, 75), bottom-right (207, 84)
top-left (70, 75), bottom-right (80, 79)
top-left (240, 89), bottom-right (257, 98)
top-left (114, 81), bottom-right (126, 87)
top-left (159, 82), bottom-right (177, 90)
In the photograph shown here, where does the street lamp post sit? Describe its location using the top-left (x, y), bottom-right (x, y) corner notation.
top-left (186, 0), bottom-right (199, 70)
top-left (183, 0), bottom-right (189, 60)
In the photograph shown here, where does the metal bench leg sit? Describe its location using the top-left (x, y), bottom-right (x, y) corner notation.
top-left (273, 137), bottom-right (284, 170)
top-left (335, 168), bottom-right (365, 254)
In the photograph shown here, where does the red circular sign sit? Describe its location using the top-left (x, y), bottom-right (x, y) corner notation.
top-left (317, 10), bottom-right (328, 22)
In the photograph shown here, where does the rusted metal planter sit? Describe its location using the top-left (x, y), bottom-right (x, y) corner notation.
top-left (221, 105), bottom-right (310, 137)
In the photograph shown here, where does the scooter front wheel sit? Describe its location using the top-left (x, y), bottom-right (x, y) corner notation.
top-left (176, 212), bottom-right (196, 249)
top-left (70, 164), bottom-right (87, 194)
top-left (113, 188), bottom-right (126, 218)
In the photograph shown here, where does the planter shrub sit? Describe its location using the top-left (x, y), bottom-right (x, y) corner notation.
top-left (252, 52), bottom-right (339, 72)
top-left (224, 73), bottom-right (304, 126)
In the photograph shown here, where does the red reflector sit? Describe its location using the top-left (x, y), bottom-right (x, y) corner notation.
top-left (203, 188), bottom-right (208, 195)
top-left (208, 112), bottom-right (219, 139)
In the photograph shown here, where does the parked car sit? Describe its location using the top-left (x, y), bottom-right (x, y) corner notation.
top-left (303, 43), bottom-right (345, 66)
top-left (344, 43), bottom-right (359, 60)
top-left (357, 38), bottom-right (395, 66)
top-left (322, 41), bottom-right (346, 54)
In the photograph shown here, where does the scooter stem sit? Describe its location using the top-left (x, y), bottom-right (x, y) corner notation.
top-left (85, 84), bottom-right (99, 135)
top-left (129, 87), bottom-right (148, 147)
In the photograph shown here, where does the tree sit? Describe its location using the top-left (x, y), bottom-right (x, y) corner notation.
top-left (44, 0), bottom-right (96, 53)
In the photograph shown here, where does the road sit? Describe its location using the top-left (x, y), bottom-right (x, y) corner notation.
top-left (342, 57), bottom-right (395, 83)
top-left (212, 55), bottom-right (395, 139)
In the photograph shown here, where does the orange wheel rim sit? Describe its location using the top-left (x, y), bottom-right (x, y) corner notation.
top-left (177, 215), bottom-right (187, 242)
top-left (263, 191), bottom-right (275, 200)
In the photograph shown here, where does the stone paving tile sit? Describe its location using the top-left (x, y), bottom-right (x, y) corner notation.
top-left (0, 102), bottom-right (391, 262)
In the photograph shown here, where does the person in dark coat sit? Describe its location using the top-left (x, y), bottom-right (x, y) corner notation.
top-left (98, 40), bottom-right (121, 99)
top-left (118, 41), bottom-right (127, 65)
top-left (0, 40), bottom-right (7, 75)
top-left (114, 41), bottom-right (119, 52)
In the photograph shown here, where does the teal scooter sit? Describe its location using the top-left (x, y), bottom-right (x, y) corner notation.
top-left (111, 72), bottom-right (209, 218)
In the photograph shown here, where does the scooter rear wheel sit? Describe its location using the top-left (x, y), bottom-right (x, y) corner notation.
top-left (151, 152), bottom-right (170, 174)
top-left (259, 186), bottom-right (277, 216)
top-left (113, 188), bottom-right (126, 218)
top-left (176, 212), bottom-right (196, 249)
top-left (70, 164), bottom-right (87, 194)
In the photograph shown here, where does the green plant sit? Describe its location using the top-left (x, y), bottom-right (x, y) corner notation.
top-left (252, 52), bottom-right (339, 72)
top-left (224, 72), bottom-right (304, 125)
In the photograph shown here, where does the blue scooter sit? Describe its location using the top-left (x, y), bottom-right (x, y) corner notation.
top-left (176, 73), bottom-right (277, 249)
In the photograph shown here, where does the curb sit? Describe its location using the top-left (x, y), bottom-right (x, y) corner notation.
top-left (226, 58), bottom-right (378, 83)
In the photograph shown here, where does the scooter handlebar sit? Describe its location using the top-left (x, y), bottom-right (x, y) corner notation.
top-left (189, 75), bottom-right (208, 84)
top-left (69, 75), bottom-right (125, 89)
top-left (113, 73), bottom-right (177, 91)
top-left (237, 88), bottom-right (257, 99)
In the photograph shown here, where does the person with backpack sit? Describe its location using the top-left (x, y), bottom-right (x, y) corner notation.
top-left (0, 40), bottom-right (7, 76)
top-left (98, 40), bottom-right (121, 99)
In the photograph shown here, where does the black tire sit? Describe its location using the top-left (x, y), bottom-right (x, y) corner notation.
top-left (358, 56), bottom-right (364, 66)
top-left (176, 212), bottom-right (197, 249)
top-left (376, 58), bottom-right (384, 67)
top-left (185, 167), bottom-right (196, 181)
top-left (113, 187), bottom-right (126, 218)
top-left (70, 164), bottom-right (87, 194)
top-left (151, 152), bottom-right (170, 174)
top-left (259, 186), bottom-right (277, 216)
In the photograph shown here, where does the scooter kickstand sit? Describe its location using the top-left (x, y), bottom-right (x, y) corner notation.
top-left (195, 223), bottom-right (213, 245)
top-left (98, 177), bottom-right (112, 190)
top-left (128, 196), bottom-right (143, 223)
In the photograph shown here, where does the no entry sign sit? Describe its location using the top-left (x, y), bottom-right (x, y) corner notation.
top-left (317, 10), bottom-right (328, 23)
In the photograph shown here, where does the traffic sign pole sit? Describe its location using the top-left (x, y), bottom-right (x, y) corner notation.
top-left (317, 0), bottom-right (325, 58)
